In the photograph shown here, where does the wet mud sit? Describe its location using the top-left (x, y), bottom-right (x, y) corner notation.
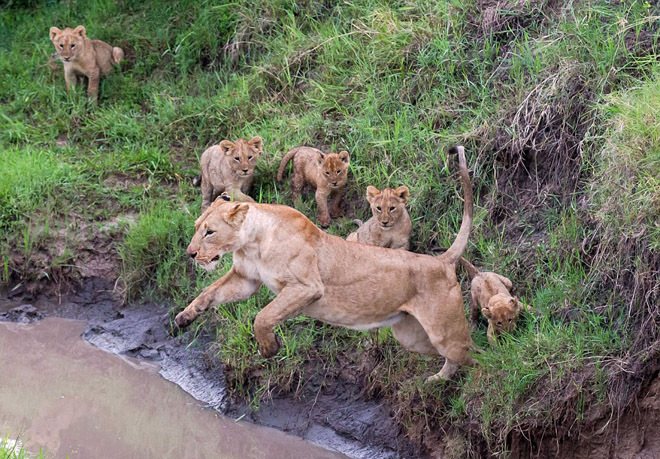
top-left (0, 318), bottom-right (346, 459)
top-left (0, 278), bottom-right (416, 458)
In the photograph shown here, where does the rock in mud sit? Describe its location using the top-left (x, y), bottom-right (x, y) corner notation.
top-left (0, 304), bottom-right (43, 323)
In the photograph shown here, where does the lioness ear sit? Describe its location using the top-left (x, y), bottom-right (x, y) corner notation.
top-left (219, 140), bottom-right (235, 155)
top-left (73, 25), bottom-right (86, 38)
top-left (366, 186), bottom-right (381, 203)
top-left (339, 150), bottom-right (350, 164)
top-left (394, 186), bottom-right (410, 203)
top-left (224, 203), bottom-right (249, 228)
top-left (49, 27), bottom-right (61, 42)
top-left (248, 136), bottom-right (263, 153)
top-left (481, 307), bottom-right (492, 319)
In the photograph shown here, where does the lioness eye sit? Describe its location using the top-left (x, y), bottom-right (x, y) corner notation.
top-left (204, 230), bottom-right (215, 237)
top-left (234, 157), bottom-right (240, 161)
top-left (389, 206), bottom-right (395, 211)
top-left (59, 44), bottom-right (63, 48)
top-left (376, 206), bottom-right (382, 212)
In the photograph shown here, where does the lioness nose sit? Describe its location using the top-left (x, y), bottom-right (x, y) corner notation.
top-left (187, 248), bottom-right (197, 259)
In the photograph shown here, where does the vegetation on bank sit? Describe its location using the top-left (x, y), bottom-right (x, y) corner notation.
top-left (1, 0), bottom-right (658, 455)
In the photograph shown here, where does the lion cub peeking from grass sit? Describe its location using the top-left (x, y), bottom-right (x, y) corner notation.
top-left (277, 146), bottom-right (350, 227)
top-left (347, 186), bottom-right (412, 250)
top-left (199, 137), bottom-right (263, 212)
top-left (49, 26), bottom-right (124, 103)
top-left (460, 258), bottom-right (530, 343)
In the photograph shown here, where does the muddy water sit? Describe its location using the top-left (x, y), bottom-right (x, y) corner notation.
top-left (0, 318), bottom-right (346, 459)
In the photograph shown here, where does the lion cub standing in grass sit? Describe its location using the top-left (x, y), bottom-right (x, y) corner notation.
top-left (199, 136), bottom-right (263, 212)
top-left (460, 258), bottom-right (530, 343)
top-left (49, 26), bottom-right (124, 103)
top-left (347, 186), bottom-right (412, 250)
top-left (277, 147), bottom-right (349, 227)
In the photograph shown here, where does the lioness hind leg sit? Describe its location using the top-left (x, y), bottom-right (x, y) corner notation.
top-left (391, 313), bottom-right (438, 355)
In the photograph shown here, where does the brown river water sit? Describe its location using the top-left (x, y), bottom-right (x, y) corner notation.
top-left (0, 317), bottom-right (347, 459)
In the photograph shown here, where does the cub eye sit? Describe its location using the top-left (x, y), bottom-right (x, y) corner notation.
top-left (204, 230), bottom-right (215, 237)
top-left (234, 157), bottom-right (240, 162)
top-left (376, 206), bottom-right (382, 212)
top-left (508, 318), bottom-right (513, 323)
top-left (497, 321), bottom-right (503, 326)
top-left (389, 206), bottom-right (395, 211)
top-left (59, 44), bottom-right (64, 48)
top-left (336, 170), bottom-right (341, 174)
top-left (71, 44), bottom-right (75, 48)
top-left (325, 171), bottom-right (330, 176)
top-left (248, 156), bottom-right (253, 160)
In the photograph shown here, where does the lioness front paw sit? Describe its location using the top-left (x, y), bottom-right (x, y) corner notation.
top-left (174, 310), bottom-right (195, 331)
top-left (258, 334), bottom-right (281, 358)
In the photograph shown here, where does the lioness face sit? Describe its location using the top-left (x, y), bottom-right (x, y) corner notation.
top-left (50, 26), bottom-right (86, 62)
top-left (219, 136), bottom-right (263, 179)
top-left (366, 186), bottom-right (410, 229)
top-left (482, 294), bottom-right (523, 334)
top-left (319, 150), bottom-right (349, 188)
top-left (186, 202), bottom-right (249, 271)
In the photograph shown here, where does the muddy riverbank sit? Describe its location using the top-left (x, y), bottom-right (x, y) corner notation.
top-left (0, 277), bottom-right (419, 459)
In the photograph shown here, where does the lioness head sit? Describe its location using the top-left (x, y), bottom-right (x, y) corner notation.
top-left (481, 294), bottom-right (524, 334)
top-left (366, 186), bottom-right (409, 229)
top-left (219, 136), bottom-right (263, 179)
top-left (49, 26), bottom-right (86, 62)
top-left (318, 150), bottom-right (349, 188)
top-left (186, 200), bottom-right (250, 271)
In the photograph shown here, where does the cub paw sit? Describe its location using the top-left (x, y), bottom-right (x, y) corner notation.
top-left (318, 215), bottom-right (331, 228)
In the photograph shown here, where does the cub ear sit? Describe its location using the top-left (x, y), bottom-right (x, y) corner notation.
top-left (247, 136), bottom-right (263, 153)
top-left (49, 27), bottom-right (61, 42)
top-left (366, 186), bottom-right (381, 203)
top-left (317, 151), bottom-right (325, 164)
top-left (394, 186), bottom-right (410, 203)
top-left (339, 150), bottom-right (350, 164)
top-left (481, 307), bottom-right (492, 319)
top-left (73, 25), bottom-right (86, 38)
top-left (219, 140), bottom-right (235, 155)
top-left (224, 203), bottom-right (249, 228)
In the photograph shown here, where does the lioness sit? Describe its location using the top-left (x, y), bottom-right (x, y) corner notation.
top-left (175, 146), bottom-right (474, 382)
top-left (49, 26), bottom-right (124, 103)
top-left (347, 185), bottom-right (412, 250)
top-left (459, 258), bottom-right (529, 343)
top-left (277, 147), bottom-right (349, 227)
top-left (199, 137), bottom-right (263, 212)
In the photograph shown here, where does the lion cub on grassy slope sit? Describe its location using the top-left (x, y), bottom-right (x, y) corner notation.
top-left (347, 186), bottom-right (412, 250)
top-left (49, 26), bottom-right (124, 103)
top-left (460, 258), bottom-right (530, 343)
top-left (277, 147), bottom-right (349, 227)
top-left (199, 137), bottom-right (263, 212)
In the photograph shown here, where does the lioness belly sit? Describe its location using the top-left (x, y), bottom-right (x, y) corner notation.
top-left (302, 302), bottom-right (406, 330)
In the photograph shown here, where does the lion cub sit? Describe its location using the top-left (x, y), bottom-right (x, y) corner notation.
top-left (460, 258), bottom-right (530, 343)
top-left (49, 26), bottom-right (124, 103)
top-left (277, 146), bottom-right (350, 227)
top-left (347, 186), bottom-right (412, 250)
top-left (199, 137), bottom-right (263, 212)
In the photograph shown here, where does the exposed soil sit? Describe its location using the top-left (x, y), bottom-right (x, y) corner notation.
top-left (0, 276), bottom-right (417, 459)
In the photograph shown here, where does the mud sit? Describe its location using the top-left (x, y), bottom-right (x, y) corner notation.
top-left (0, 318), bottom-right (346, 459)
top-left (0, 277), bottom-right (416, 458)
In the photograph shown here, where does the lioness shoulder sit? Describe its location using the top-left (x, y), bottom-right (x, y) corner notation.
top-left (347, 185), bottom-right (412, 250)
top-left (199, 136), bottom-right (263, 212)
top-left (49, 25), bottom-right (124, 103)
top-left (277, 146), bottom-right (350, 227)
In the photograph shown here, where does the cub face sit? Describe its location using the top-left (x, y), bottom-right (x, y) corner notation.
top-left (481, 294), bottom-right (524, 334)
top-left (50, 26), bottom-right (86, 62)
top-left (219, 136), bottom-right (263, 179)
top-left (366, 186), bottom-right (410, 229)
top-left (186, 201), bottom-right (249, 271)
top-left (318, 150), bottom-right (349, 188)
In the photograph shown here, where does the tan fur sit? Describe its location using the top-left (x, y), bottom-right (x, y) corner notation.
top-left (199, 137), bottom-right (263, 212)
top-left (49, 26), bottom-right (124, 103)
top-left (347, 186), bottom-right (412, 250)
top-left (277, 147), bottom-right (349, 227)
top-left (175, 146), bottom-right (474, 382)
top-left (459, 258), bottom-right (530, 343)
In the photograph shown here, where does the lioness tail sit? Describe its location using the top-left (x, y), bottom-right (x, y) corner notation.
top-left (439, 146), bottom-right (473, 265)
top-left (277, 147), bottom-right (300, 181)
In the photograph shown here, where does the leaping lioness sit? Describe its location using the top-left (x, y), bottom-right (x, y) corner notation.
top-left (175, 146), bottom-right (474, 382)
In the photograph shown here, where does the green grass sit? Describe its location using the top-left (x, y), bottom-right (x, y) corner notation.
top-left (0, 436), bottom-right (45, 459)
top-left (1, 0), bottom-right (659, 455)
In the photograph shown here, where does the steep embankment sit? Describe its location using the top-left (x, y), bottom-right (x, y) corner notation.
top-left (1, 0), bottom-right (658, 457)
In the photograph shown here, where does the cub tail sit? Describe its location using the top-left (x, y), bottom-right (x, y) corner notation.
top-left (439, 146), bottom-right (473, 265)
top-left (277, 147), bottom-right (300, 181)
top-left (458, 257), bottom-right (480, 279)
